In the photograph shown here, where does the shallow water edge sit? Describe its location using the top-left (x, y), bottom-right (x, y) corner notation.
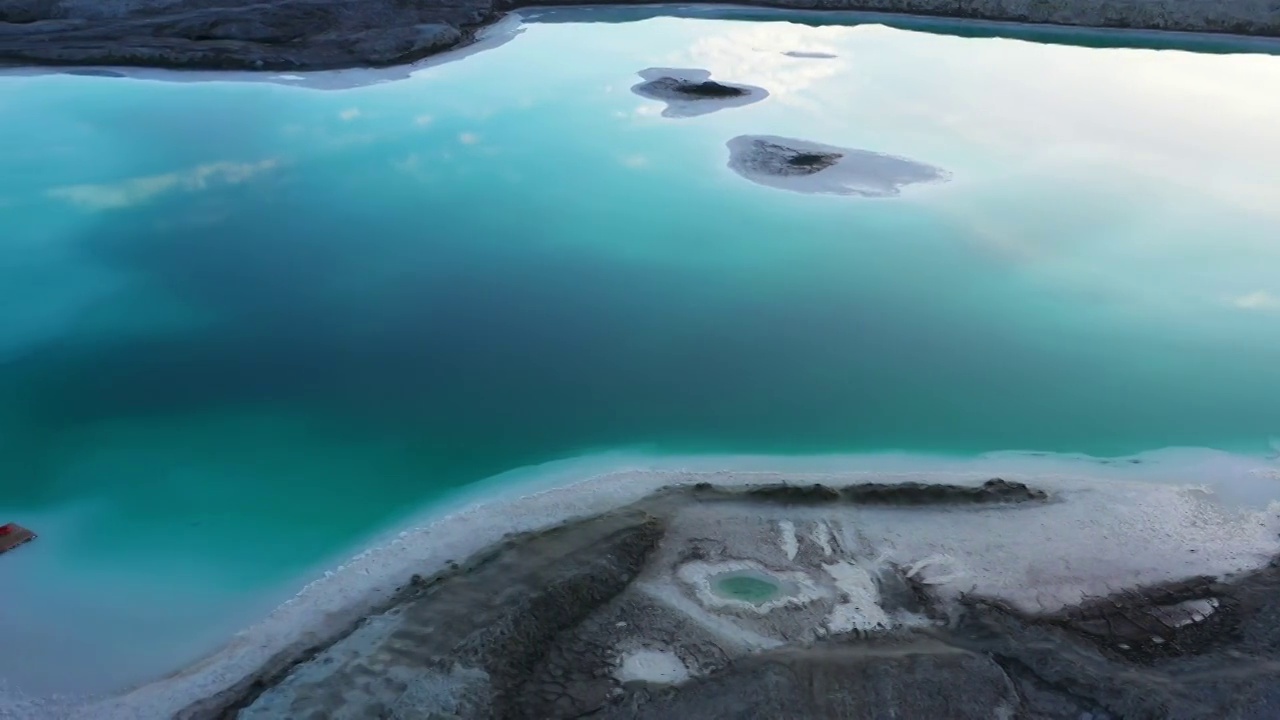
top-left (31, 447), bottom-right (1276, 719)
top-left (195, 471), bottom-right (1280, 719)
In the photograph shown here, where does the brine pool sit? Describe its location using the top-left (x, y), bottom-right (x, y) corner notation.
top-left (2, 7), bottom-right (1280, 709)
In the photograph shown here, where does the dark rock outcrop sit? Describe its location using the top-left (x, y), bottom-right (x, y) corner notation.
top-left (691, 478), bottom-right (1047, 505)
top-left (630, 68), bottom-right (768, 118)
top-left (182, 510), bottom-right (664, 719)
top-left (726, 135), bottom-right (949, 197)
top-left (3, 0), bottom-right (1277, 72)
top-left (643, 77), bottom-right (747, 99)
top-left (0, 0), bottom-right (473, 70)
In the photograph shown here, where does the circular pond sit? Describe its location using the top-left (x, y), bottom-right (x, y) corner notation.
top-left (711, 569), bottom-right (788, 605)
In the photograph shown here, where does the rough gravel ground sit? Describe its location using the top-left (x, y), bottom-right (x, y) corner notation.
top-left (1, 0), bottom-right (1278, 70)
top-left (174, 480), bottom-right (1280, 720)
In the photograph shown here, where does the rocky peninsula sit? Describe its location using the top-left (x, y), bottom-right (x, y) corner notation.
top-left (1, 0), bottom-right (1278, 71)
top-left (78, 468), bottom-right (1280, 720)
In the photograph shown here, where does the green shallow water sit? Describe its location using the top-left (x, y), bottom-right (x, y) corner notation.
top-left (2, 15), bottom-right (1280, 696)
top-left (714, 571), bottom-right (785, 604)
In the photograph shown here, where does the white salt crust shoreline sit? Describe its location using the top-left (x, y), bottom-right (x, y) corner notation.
top-left (9, 448), bottom-right (1267, 720)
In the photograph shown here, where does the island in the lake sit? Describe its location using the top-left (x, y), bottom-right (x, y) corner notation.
top-left (630, 68), bottom-right (767, 118)
top-left (1, 0), bottom-right (1278, 71)
top-left (727, 135), bottom-right (949, 197)
top-left (84, 469), bottom-right (1280, 720)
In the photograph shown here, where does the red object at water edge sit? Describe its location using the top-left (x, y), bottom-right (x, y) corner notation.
top-left (0, 523), bottom-right (36, 554)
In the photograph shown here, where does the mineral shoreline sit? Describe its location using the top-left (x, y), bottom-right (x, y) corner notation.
top-left (1, 0), bottom-right (1278, 72)
top-left (170, 476), bottom-right (1280, 717)
top-left (87, 472), bottom-right (1280, 720)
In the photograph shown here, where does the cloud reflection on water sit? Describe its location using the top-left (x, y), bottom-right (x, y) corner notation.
top-left (46, 159), bottom-right (280, 211)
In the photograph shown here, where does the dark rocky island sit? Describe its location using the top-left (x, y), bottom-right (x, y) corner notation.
top-left (727, 135), bottom-right (949, 197)
top-left (129, 474), bottom-right (1280, 720)
top-left (1, 0), bottom-right (1279, 72)
top-left (631, 68), bottom-right (767, 118)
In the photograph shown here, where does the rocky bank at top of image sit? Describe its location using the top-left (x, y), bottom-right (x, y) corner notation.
top-left (4, 0), bottom-right (1280, 71)
top-left (172, 475), bottom-right (1280, 720)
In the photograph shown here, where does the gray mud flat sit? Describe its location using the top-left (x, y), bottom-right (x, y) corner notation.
top-left (179, 479), bottom-right (1280, 719)
top-left (2, 0), bottom-right (1280, 71)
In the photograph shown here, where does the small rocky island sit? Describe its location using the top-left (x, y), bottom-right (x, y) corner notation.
top-left (165, 476), bottom-right (1280, 720)
top-left (727, 135), bottom-right (949, 197)
top-left (782, 50), bottom-right (838, 59)
top-left (630, 68), bottom-right (767, 118)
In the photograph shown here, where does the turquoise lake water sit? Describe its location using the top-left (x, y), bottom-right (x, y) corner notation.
top-left (2, 13), bottom-right (1280, 699)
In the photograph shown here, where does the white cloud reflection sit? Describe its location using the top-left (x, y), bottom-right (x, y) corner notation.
top-left (47, 160), bottom-right (280, 211)
top-left (669, 25), bottom-right (846, 107)
top-left (647, 21), bottom-right (1280, 320)
top-left (662, 22), bottom-right (1280, 204)
top-left (1232, 291), bottom-right (1280, 311)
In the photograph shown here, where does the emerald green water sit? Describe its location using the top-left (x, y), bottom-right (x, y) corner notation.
top-left (2, 15), bottom-right (1280, 698)
top-left (714, 572), bottom-right (784, 604)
